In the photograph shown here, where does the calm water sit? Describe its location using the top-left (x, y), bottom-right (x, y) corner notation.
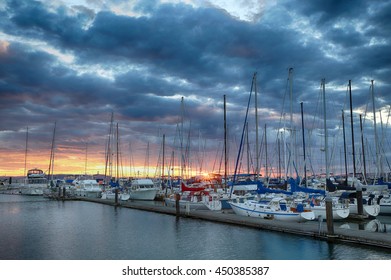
top-left (0, 194), bottom-right (390, 260)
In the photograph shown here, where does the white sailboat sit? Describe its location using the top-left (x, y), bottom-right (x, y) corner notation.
top-left (229, 197), bottom-right (315, 222)
top-left (300, 196), bottom-right (349, 220)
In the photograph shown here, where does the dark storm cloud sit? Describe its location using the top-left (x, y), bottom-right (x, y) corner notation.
top-left (0, 0), bottom-right (390, 174)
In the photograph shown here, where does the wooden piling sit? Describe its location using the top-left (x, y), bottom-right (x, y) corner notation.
top-left (356, 185), bottom-right (364, 216)
top-left (325, 196), bottom-right (334, 235)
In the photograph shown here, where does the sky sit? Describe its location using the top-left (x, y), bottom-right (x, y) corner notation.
top-left (0, 0), bottom-right (390, 179)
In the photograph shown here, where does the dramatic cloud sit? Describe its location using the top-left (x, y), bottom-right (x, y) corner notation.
top-left (0, 0), bottom-right (390, 177)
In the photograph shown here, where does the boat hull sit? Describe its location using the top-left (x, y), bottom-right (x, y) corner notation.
top-left (379, 196), bottom-right (391, 215)
top-left (348, 204), bottom-right (380, 217)
top-left (308, 206), bottom-right (350, 220)
top-left (164, 197), bottom-right (222, 211)
top-left (20, 187), bottom-right (44, 196)
top-left (129, 189), bottom-right (158, 201)
top-left (229, 201), bottom-right (315, 222)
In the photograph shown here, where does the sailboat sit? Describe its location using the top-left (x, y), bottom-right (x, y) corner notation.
top-left (229, 197), bottom-right (315, 222)
top-left (296, 79), bottom-right (350, 220)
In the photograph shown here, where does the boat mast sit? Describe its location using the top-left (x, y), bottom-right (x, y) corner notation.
top-left (300, 102), bottom-right (307, 186)
top-left (224, 94), bottom-right (228, 189)
top-left (180, 97), bottom-right (184, 181)
top-left (277, 133), bottom-right (281, 180)
top-left (162, 134), bottom-right (165, 185)
top-left (342, 110), bottom-right (348, 185)
top-left (283, 113), bottom-right (288, 180)
top-left (254, 73), bottom-right (259, 180)
top-left (246, 122), bottom-right (250, 174)
top-left (322, 79), bottom-right (329, 181)
top-left (349, 80), bottom-right (363, 215)
top-left (104, 112), bottom-right (114, 184)
top-left (48, 121), bottom-right (56, 183)
top-left (116, 123), bottom-right (119, 182)
top-left (348, 80), bottom-right (357, 184)
top-left (265, 124), bottom-right (268, 181)
top-left (371, 80), bottom-right (381, 179)
top-left (289, 67), bottom-right (294, 179)
top-left (24, 126), bottom-right (29, 177)
top-left (359, 114), bottom-right (367, 183)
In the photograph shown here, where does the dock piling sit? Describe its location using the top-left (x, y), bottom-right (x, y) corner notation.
top-left (356, 185), bottom-right (364, 216)
top-left (325, 196), bottom-right (334, 235)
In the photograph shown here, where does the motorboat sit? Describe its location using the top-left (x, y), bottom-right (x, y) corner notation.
top-left (127, 178), bottom-right (159, 200)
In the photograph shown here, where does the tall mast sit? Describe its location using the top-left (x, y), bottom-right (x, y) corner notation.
top-left (288, 67), bottom-right (294, 178)
top-left (379, 109), bottom-right (385, 179)
top-left (24, 126), bottom-right (29, 177)
top-left (246, 122), bottom-right (250, 174)
top-left (342, 110), bottom-right (348, 184)
top-left (348, 80), bottom-right (357, 183)
top-left (224, 94), bottom-right (228, 189)
top-left (162, 134), bottom-right (165, 183)
top-left (283, 114), bottom-right (288, 180)
top-left (277, 133), bottom-right (281, 179)
top-left (359, 114), bottom-right (367, 182)
top-left (322, 79), bottom-right (329, 180)
top-left (48, 121), bottom-right (56, 182)
top-left (254, 73), bottom-right (259, 180)
top-left (180, 97), bottom-right (184, 180)
top-left (265, 124), bottom-right (268, 180)
top-left (300, 102), bottom-right (307, 186)
top-left (104, 112), bottom-right (114, 182)
top-left (116, 123), bottom-right (119, 182)
top-left (371, 80), bottom-right (381, 179)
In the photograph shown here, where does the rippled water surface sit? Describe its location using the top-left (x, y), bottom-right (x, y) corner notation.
top-left (0, 194), bottom-right (390, 260)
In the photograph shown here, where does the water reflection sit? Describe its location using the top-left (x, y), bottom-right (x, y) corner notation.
top-left (337, 217), bottom-right (391, 233)
top-left (1, 195), bottom-right (391, 260)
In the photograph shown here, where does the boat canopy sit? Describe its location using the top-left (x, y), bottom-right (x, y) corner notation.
top-left (288, 178), bottom-right (326, 195)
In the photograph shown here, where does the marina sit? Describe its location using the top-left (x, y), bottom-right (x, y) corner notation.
top-left (1, 193), bottom-right (391, 260)
top-left (77, 196), bottom-right (391, 251)
top-left (1, 1), bottom-right (391, 270)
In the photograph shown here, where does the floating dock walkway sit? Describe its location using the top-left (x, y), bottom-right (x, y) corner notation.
top-left (68, 196), bottom-right (391, 251)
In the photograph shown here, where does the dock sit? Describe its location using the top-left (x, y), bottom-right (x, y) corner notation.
top-left (64, 196), bottom-right (391, 251)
